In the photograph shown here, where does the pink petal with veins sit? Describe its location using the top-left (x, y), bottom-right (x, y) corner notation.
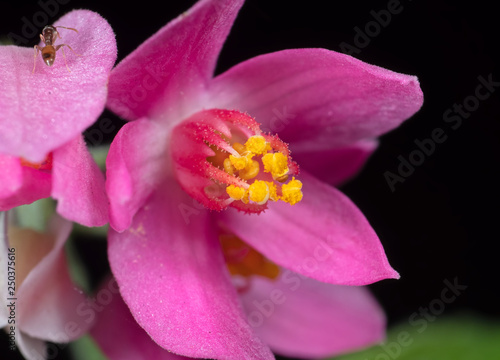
top-left (219, 171), bottom-right (399, 286)
top-left (209, 49), bottom-right (423, 151)
top-left (0, 9), bottom-right (116, 162)
top-left (0, 154), bottom-right (51, 210)
top-left (106, 118), bottom-right (169, 231)
top-left (107, 0), bottom-right (244, 122)
top-left (108, 178), bottom-right (274, 359)
top-left (241, 274), bottom-right (386, 358)
top-left (91, 276), bottom-right (191, 360)
top-left (292, 139), bottom-right (379, 186)
top-left (52, 135), bottom-right (109, 227)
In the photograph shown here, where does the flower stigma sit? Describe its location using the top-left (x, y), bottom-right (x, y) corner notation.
top-left (171, 109), bottom-right (303, 213)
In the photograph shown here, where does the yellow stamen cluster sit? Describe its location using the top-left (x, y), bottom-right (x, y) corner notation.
top-left (245, 135), bottom-right (270, 155)
top-left (220, 234), bottom-right (280, 281)
top-left (226, 184), bottom-right (246, 201)
top-left (224, 135), bottom-right (303, 206)
top-left (262, 152), bottom-right (289, 182)
top-left (280, 177), bottom-right (303, 205)
top-left (248, 181), bottom-right (273, 205)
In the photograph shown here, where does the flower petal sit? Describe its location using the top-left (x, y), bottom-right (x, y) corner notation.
top-left (218, 171), bottom-right (399, 285)
top-left (16, 215), bottom-right (92, 342)
top-left (240, 273), bottom-right (386, 358)
top-left (52, 135), bottom-right (108, 227)
top-left (0, 211), bottom-right (9, 327)
top-left (91, 276), bottom-right (190, 360)
top-left (0, 10), bottom-right (116, 162)
top-left (107, 0), bottom-right (244, 122)
top-left (0, 154), bottom-right (51, 211)
top-left (108, 178), bottom-right (273, 359)
top-left (106, 118), bottom-right (169, 232)
top-left (15, 331), bottom-right (47, 360)
top-left (291, 139), bottom-right (378, 186)
top-left (209, 48), bottom-right (423, 150)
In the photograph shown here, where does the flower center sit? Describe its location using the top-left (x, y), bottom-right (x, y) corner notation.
top-left (20, 152), bottom-right (53, 171)
top-left (171, 109), bottom-right (303, 213)
top-left (220, 232), bottom-right (279, 281)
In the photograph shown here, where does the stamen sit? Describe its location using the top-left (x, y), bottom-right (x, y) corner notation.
top-left (232, 142), bottom-right (247, 155)
top-left (281, 177), bottom-right (303, 205)
top-left (223, 158), bottom-right (235, 176)
top-left (220, 233), bottom-right (280, 282)
top-left (245, 135), bottom-right (270, 155)
top-left (170, 109), bottom-right (302, 213)
top-left (248, 181), bottom-right (270, 205)
top-left (226, 184), bottom-right (246, 201)
top-left (229, 154), bottom-right (251, 170)
top-left (238, 159), bottom-right (260, 180)
top-left (262, 152), bottom-right (289, 182)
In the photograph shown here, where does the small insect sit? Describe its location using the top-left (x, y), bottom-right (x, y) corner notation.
top-left (32, 25), bottom-right (81, 73)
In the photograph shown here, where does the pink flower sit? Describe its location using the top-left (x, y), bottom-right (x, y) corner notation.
top-left (105, 0), bottom-right (423, 358)
top-left (0, 10), bottom-right (117, 227)
top-left (91, 273), bottom-right (387, 360)
top-left (0, 212), bottom-right (92, 360)
top-left (239, 271), bottom-right (387, 359)
top-left (91, 276), bottom-right (191, 360)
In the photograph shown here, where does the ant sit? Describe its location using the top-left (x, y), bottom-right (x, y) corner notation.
top-left (32, 25), bottom-right (81, 74)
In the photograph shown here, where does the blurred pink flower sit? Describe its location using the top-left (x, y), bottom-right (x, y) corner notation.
top-left (0, 10), bottom-right (116, 226)
top-left (104, 0), bottom-right (423, 358)
top-left (0, 212), bottom-right (92, 360)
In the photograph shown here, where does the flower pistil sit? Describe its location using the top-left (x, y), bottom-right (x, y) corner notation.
top-left (171, 109), bottom-right (302, 213)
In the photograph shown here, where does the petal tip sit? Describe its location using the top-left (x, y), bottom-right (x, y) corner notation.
top-left (382, 266), bottom-right (400, 281)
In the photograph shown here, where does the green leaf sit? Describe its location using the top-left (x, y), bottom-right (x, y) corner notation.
top-left (72, 222), bottom-right (109, 238)
top-left (14, 197), bottom-right (56, 232)
top-left (89, 144), bottom-right (110, 172)
top-left (70, 334), bottom-right (108, 360)
top-left (332, 313), bottom-right (500, 360)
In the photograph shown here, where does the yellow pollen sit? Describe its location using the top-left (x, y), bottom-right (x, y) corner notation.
top-left (275, 173), bottom-right (289, 183)
top-left (229, 154), bottom-right (251, 170)
top-left (226, 184), bottom-right (246, 200)
top-left (241, 191), bottom-right (250, 204)
top-left (266, 181), bottom-right (279, 201)
top-left (248, 180), bottom-right (270, 204)
top-left (238, 159), bottom-right (260, 180)
top-left (232, 142), bottom-right (247, 155)
top-left (245, 135), bottom-right (270, 155)
top-left (220, 234), bottom-right (280, 280)
top-left (262, 152), bottom-right (289, 180)
top-left (223, 158), bottom-right (235, 176)
top-left (217, 132), bottom-right (302, 208)
top-left (281, 177), bottom-right (303, 205)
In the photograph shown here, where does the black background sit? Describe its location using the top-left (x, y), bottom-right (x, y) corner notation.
top-left (1, 0), bottom-right (499, 359)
